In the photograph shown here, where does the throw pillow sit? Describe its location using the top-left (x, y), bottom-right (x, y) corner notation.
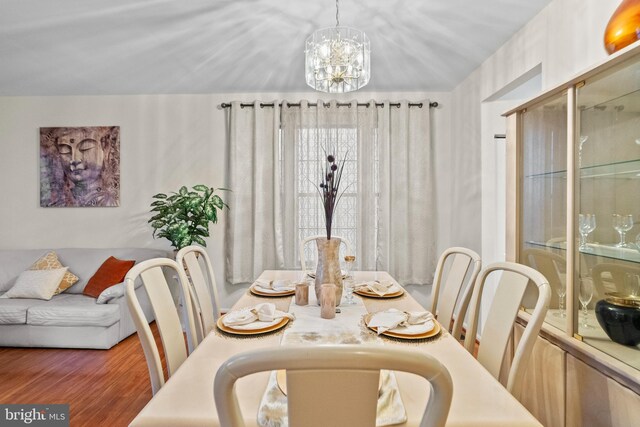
top-left (83, 256), bottom-right (136, 299)
top-left (0, 267), bottom-right (69, 300)
top-left (30, 251), bottom-right (79, 295)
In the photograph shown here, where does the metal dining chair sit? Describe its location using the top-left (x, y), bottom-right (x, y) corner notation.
top-left (299, 234), bottom-right (353, 273)
top-left (429, 247), bottom-right (481, 340)
top-left (463, 261), bottom-right (551, 398)
top-left (125, 258), bottom-right (198, 395)
top-left (176, 245), bottom-right (221, 344)
top-left (214, 345), bottom-right (453, 427)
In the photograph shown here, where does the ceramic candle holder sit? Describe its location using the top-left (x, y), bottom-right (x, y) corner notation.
top-left (320, 283), bottom-right (336, 319)
top-left (295, 283), bottom-right (309, 306)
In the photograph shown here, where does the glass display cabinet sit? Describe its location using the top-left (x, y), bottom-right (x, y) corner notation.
top-left (506, 43), bottom-right (640, 384)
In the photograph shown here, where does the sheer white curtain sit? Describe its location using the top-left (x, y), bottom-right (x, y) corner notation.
top-left (226, 99), bottom-right (435, 286)
top-left (280, 100), bottom-right (379, 271)
top-left (377, 100), bottom-right (436, 285)
top-left (225, 101), bottom-right (283, 284)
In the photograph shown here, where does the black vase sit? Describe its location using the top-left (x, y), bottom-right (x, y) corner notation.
top-left (595, 299), bottom-right (640, 346)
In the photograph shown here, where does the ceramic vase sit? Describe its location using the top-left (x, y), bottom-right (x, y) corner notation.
top-left (314, 237), bottom-right (343, 305)
top-left (604, 0), bottom-right (640, 54)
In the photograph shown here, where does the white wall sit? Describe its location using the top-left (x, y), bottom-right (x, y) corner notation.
top-left (0, 91), bottom-right (450, 308)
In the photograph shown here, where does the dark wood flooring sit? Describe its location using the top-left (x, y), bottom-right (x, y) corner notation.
top-left (0, 325), bottom-right (161, 427)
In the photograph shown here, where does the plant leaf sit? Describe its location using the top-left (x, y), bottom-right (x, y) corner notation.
top-left (152, 193), bottom-right (167, 199)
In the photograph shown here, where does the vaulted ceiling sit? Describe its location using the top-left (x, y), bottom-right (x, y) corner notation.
top-left (0, 0), bottom-right (553, 96)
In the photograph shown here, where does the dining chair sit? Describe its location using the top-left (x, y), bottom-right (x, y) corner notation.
top-left (299, 234), bottom-right (353, 273)
top-left (214, 345), bottom-right (453, 427)
top-left (176, 245), bottom-right (221, 344)
top-left (125, 258), bottom-right (198, 395)
top-left (429, 247), bottom-right (481, 340)
top-left (463, 262), bottom-right (550, 398)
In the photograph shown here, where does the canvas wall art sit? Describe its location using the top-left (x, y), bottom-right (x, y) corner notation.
top-left (40, 126), bottom-right (120, 207)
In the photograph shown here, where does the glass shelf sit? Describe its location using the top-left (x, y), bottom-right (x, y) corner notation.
top-left (525, 240), bottom-right (640, 264)
top-left (525, 158), bottom-right (640, 179)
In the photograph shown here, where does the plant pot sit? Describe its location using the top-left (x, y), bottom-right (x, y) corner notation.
top-left (314, 237), bottom-right (343, 306)
top-left (595, 293), bottom-right (640, 346)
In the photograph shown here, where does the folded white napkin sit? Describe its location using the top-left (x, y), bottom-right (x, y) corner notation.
top-left (367, 308), bottom-right (434, 335)
top-left (222, 303), bottom-right (294, 327)
top-left (254, 279), bottom-right (295, 292)
top-left (355, 281), bottom-right (396, 296)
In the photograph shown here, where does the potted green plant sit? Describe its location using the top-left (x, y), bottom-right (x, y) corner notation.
top-left (149, 185), bottom-right (228, 250)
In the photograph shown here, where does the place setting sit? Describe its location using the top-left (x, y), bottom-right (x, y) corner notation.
top-left (216, 302), bottom-right (295, 336)
top-left (354, 280), bottom-right (404, 298)
top-left (249, 278), bottom-right (296, 297)
top-left (364, 308), bottom-right (441, 341)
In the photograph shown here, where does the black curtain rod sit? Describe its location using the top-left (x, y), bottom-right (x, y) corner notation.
top-left (220, 101), bottom-right (438, 109)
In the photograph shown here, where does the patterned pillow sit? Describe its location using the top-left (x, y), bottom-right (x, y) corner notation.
top-left (29, 251), bottom-right (79, 295)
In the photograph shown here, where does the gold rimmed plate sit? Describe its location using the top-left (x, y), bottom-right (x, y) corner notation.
top-left (354, 286), bottom-right (404, 299)
top-left (364, 313), bottom-right (441, 340)
top-left (216, 315), bottom-right (290, 336)
top-left (249, 285), bottom-right (295, 297)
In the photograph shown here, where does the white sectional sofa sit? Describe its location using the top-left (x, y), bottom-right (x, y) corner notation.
top-left (0, 248), bottom-right (170, 349)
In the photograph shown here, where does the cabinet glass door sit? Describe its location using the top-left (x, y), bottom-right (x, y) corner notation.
top-left (576, 57), bottom-right (640, 369)
top-left (520, 93), bottom-right (568, 332)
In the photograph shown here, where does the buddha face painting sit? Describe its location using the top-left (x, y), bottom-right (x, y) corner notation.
top-left (40, 126), bottom-right (120, 207)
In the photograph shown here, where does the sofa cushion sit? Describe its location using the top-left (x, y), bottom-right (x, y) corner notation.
top-left (0, 249), bottom-right (52, 292)
top-left (29, 251), bottom-right (79, 294)
top-left (55, 248), bottom-right (170, 294)
top-left (27, 294), bottom-right (120, 327)
top-left (83, 256), bottom-right (135, 298)
top-left (0, 294), bottom-right (49, 324)
top-left (1, 268), bottom-right (68, 301)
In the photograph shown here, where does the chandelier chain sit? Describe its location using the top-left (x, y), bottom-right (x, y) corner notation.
top-left (336, 0), bottom-right (339, 27)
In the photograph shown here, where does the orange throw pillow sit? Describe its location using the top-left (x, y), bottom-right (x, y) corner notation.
top-left (83, 256), bottom-right (136, 299)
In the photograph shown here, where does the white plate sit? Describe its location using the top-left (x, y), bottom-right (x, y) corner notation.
top-left (221, 311), bottom-right (289, 331)
top-left (387, 320), bottom-right (435, 335)
top-left (251, 284), bottom-right (295, 294)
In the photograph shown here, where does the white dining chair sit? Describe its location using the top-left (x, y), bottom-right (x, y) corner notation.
top-left (299, 234), bottom-right (353, 273)
top-left (176, 245), bottom-right (221, 344)
top-left (125, 258), bottom-right (198, 395)
top-left (429, 247), bottom-right (481, 340)
top-left (214, 345), bottom-right (453, 427)
top-left (463, 261), bottom-right (550, 398)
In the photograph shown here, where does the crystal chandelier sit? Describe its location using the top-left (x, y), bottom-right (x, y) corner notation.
top-left (305, 0), bottom-right (371, 93)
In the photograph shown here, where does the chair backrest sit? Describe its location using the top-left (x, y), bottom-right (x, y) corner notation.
top-left (429, 247), bottom-right (481, 340)
top-left (463, 262), bottom-right (550, 397)
top-left (299, 235), bottom-right (353, 272)
top-left (521, 248), bottom-right (565, 307)
top-left (125, 258), bottom-right (198, 395)
top-left (214, 345), bottom-right (453, 427)
top-left (176, 245), bottom-right (221, 343)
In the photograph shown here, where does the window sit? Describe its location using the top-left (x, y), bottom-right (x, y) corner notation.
top-left (288, 127), bottom-right (379, 268)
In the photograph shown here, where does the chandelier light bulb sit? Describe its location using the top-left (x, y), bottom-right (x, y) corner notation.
top-left (304, 0), bottom-right (370, 93)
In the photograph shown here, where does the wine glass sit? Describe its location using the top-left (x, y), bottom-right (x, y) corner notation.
top-left (612, 214), bottom-right (634, 248)
top-left (579, 279), bottom-right (594, 329)
top-left (624, 273), bottom-right (640, 297)
top-left (578, 213), bottom-right (596, 252)
top-left (342, 255), bottom-right (356, 305)
top-left (553, 284), bottom-right (567, 319)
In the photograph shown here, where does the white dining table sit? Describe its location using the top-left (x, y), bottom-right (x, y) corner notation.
top-left (130, 270), bottom-right (542, 427)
